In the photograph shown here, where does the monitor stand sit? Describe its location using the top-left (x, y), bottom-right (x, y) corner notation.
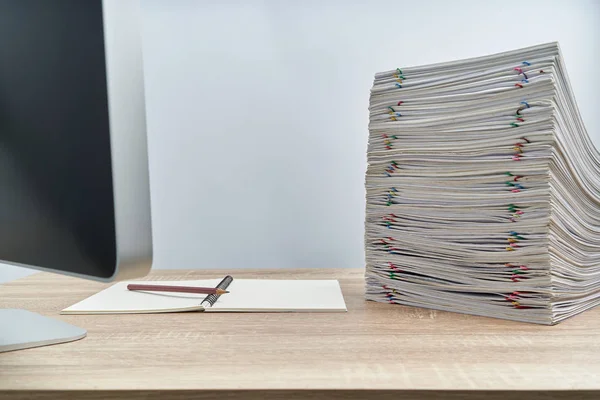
top-left (0, 309), bottom-right (86, 353)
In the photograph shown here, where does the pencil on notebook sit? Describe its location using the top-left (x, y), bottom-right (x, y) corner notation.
top-left (127, 284), bottom-right (229, 295)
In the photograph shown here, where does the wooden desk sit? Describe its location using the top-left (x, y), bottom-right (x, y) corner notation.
top-left (0, 269), bottom-right (599, 399)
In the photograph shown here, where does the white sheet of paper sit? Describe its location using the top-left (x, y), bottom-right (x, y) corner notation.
top-left (61, 279), bottom-right (347, 314)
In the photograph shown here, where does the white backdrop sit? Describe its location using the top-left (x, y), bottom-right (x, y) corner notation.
top-left (2, 0), bottom-right (600, 283)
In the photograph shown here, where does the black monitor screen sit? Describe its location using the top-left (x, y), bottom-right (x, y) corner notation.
top-left (0, 0), bottom-right (116, 278)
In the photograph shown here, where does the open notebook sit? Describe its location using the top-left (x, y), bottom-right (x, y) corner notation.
top-left (61, 277), bottom-right (347, 314)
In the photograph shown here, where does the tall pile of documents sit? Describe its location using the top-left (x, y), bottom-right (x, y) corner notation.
top-left (365, 43), bottom-right (600, 324)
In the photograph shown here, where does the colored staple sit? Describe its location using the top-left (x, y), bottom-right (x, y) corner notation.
top-left (512, 65), bottom-right (528, 81)
top-left (506, 292), bottom-right (520, 300)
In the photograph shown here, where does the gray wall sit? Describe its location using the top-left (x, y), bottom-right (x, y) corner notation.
top-left (2, 0), bottom-right (600, 283)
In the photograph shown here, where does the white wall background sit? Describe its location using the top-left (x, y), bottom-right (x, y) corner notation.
top-left (2, 0), bottom-right (600, 283)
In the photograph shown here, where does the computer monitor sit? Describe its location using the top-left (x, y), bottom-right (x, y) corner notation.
top-left (0, 0), bottom-right (152, 352)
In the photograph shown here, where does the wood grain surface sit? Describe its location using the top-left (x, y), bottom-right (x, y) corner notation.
top-left (0, 269), bottom-right (599, 399)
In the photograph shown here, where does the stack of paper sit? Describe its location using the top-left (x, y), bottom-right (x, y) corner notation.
top-left (364, 43), bottom-right (600, 325)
